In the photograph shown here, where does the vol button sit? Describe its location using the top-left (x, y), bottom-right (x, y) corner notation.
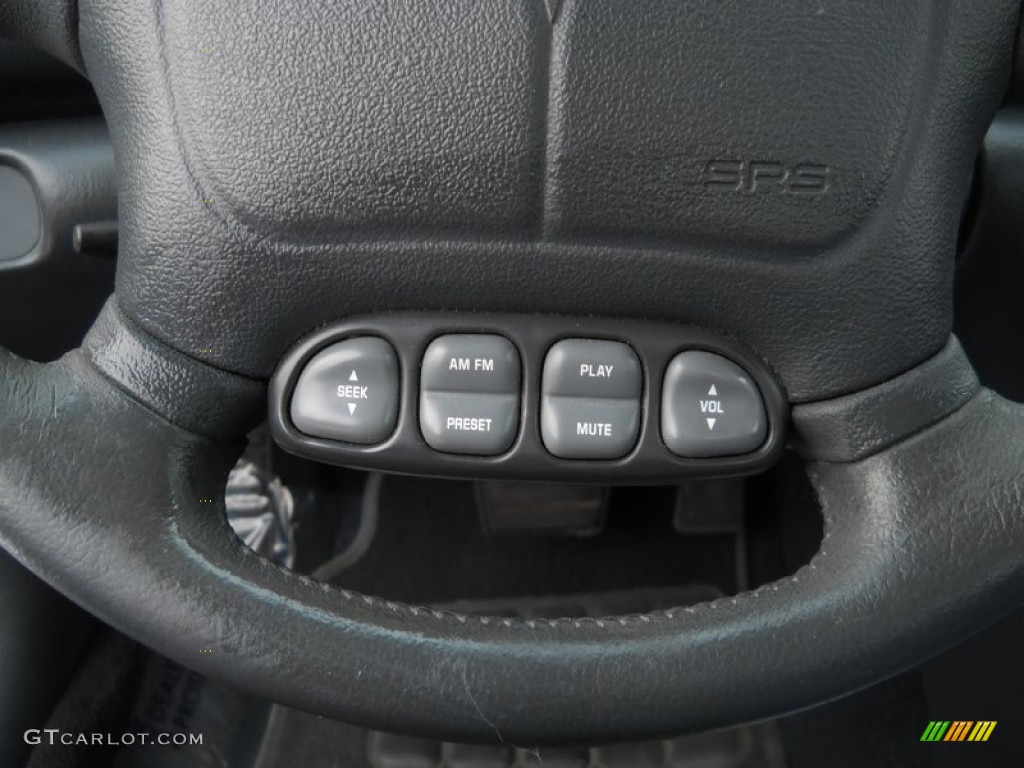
top-left (661, 351), bottom-right (766, 457)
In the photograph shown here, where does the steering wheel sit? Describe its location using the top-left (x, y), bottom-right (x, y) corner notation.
top-left (1, 0), bottom-right (1023, 745)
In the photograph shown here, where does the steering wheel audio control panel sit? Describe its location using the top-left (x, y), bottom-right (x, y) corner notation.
top-left (269, 314), bottom-right (787, 483)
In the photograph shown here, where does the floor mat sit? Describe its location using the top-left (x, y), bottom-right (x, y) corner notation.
top-left (323, 476), bottom-right (739, 604)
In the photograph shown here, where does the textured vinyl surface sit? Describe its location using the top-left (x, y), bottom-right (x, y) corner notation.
top-left (791, 337), bottom-right (980, 462)
top-left (0, 0), bottom-right (83, 73)
top-left (77, 0), bottom-right (1019, 399)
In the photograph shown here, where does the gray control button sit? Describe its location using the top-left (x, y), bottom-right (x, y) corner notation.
top-left (419, 334), bottom-right (521, 455)
top-left (421, 334), bottom-right (520, 393)
top-left (290, 337), bottom-right (399, 444)
top-left (661, 351), bottom-right (766, 457)
top-left (541, 339), bottom-right (642, 459)
top-left (541, 397), bottom-right (640, 459)
top-left (420, 392), bottom-right (519, 455)
top-left (542, 339), bottom-right (641, 399)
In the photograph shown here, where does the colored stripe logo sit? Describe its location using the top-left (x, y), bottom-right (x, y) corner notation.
top-left (921, 721), bottom-right (997, 742)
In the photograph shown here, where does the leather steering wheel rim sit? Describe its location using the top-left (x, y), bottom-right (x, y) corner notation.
top-left (1, 0), bottom-right (1023, 744)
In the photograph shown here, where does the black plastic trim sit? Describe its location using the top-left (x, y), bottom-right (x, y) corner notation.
top-left (268, 313), bottom-right (788, 483)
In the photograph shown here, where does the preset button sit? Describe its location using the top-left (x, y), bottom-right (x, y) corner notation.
top-left (419, 335), bottom-right (521, 455)
top-left (420, 391), bottom-right (519, 455)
